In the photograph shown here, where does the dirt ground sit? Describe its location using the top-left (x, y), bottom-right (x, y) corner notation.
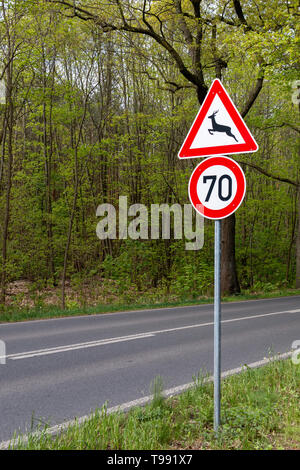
top-left (4, 278), bottom-right (123, 309)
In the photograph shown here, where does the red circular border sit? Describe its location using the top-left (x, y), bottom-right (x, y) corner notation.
top-left (188, 156), bottom-right (246, 220)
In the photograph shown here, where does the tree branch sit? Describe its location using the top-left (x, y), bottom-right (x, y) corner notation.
top-left (46, 0), bottom-right (207, 94)
top-left (260, 122), bottom-right (300, 134)
top-left (174, 0), bottom-right (193, 45)
top-left (46, 0), bottom-right (96, 20)
top-left (232, 0), bottom-right (252, 30)
top-left (237, 160), bottom-right (298, 187)
top-left (241, 70), bottom-right (264, 118)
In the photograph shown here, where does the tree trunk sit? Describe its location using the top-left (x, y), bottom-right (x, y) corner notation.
top-left (42, 51), bottom-right (56, 285)
top-left (61, 148), bottom-right (79, 309)
top-left (209, 25), bottom-right (240, 296)
top-left (221, 214), bottom-right (240, 295)
top-left (296, 186), bottom-right (300, 288)
top-left (1, 63), bottom-right (13, 304)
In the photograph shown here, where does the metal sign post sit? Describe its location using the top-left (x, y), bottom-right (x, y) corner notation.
top-left (214, 219), bottom-right (221, 433)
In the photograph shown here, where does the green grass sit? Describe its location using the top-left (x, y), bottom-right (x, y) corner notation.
top-left (1, 288), bottom-right (300, 324)
top-left (11, 358), bottom-right (300, 450)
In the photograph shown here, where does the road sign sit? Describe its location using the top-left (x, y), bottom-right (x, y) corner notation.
top-left (188, 156), bottom-right (246, 220)
top-left (180, 79), bottom-right (255, 433)
top-left (178, 79), bottom-right (258, 159)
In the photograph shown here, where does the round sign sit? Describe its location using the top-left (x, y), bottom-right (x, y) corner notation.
top-left (188, 156), bottom-right (246, 220)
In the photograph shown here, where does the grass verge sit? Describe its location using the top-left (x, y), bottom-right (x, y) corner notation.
top-left (1, 288), bottom-right (300, 324)
top-left (12, 358), bottom-right (300, 450)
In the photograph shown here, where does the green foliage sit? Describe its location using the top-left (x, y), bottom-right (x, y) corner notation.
top-left (0, 0), bottom-right (299, 308)
top-left (172, 260), bottom-right (213, 297)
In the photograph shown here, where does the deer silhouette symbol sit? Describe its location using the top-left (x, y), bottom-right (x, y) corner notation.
top-left (208, 110), bottom-right (238, 142)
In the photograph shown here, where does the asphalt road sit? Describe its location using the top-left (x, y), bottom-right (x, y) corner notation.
top-left (0, 296), bottom-right (299, 442)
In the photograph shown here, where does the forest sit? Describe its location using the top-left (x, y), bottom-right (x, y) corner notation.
top-left (0, 0), bottom-right (299, 312)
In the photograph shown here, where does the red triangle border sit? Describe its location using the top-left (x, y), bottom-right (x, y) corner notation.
top-left (178, 79), bottom-right (258, 159)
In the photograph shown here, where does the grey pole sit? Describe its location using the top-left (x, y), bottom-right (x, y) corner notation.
top-left (214, 219), bottom-right (221, 433)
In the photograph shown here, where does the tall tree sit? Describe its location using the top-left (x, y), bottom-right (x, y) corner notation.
top-left (0, 1), bottom-right (28, 302)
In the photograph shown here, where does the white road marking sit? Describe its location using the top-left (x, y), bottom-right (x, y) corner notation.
top-left (146, 309), bottom-right (300, 336)
top-left (2, 308), bottom-right (299, 361)
top-left (5, 333), bottom-right (154, 360)
top-left (0, 350), bottom-right (293, 450)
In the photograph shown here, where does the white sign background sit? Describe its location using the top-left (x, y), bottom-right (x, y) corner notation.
top-left (196, 165), bottom-right (238, 211)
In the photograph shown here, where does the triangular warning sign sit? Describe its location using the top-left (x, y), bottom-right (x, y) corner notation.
top-left (178, 79), bottom-right (258, 159)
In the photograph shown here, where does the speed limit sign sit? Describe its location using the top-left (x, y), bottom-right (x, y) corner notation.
top-left (188, 156), bottom-right (246, 220)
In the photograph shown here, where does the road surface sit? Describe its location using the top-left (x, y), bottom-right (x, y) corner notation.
top-left (0, 296), bottom-right (299, 442)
